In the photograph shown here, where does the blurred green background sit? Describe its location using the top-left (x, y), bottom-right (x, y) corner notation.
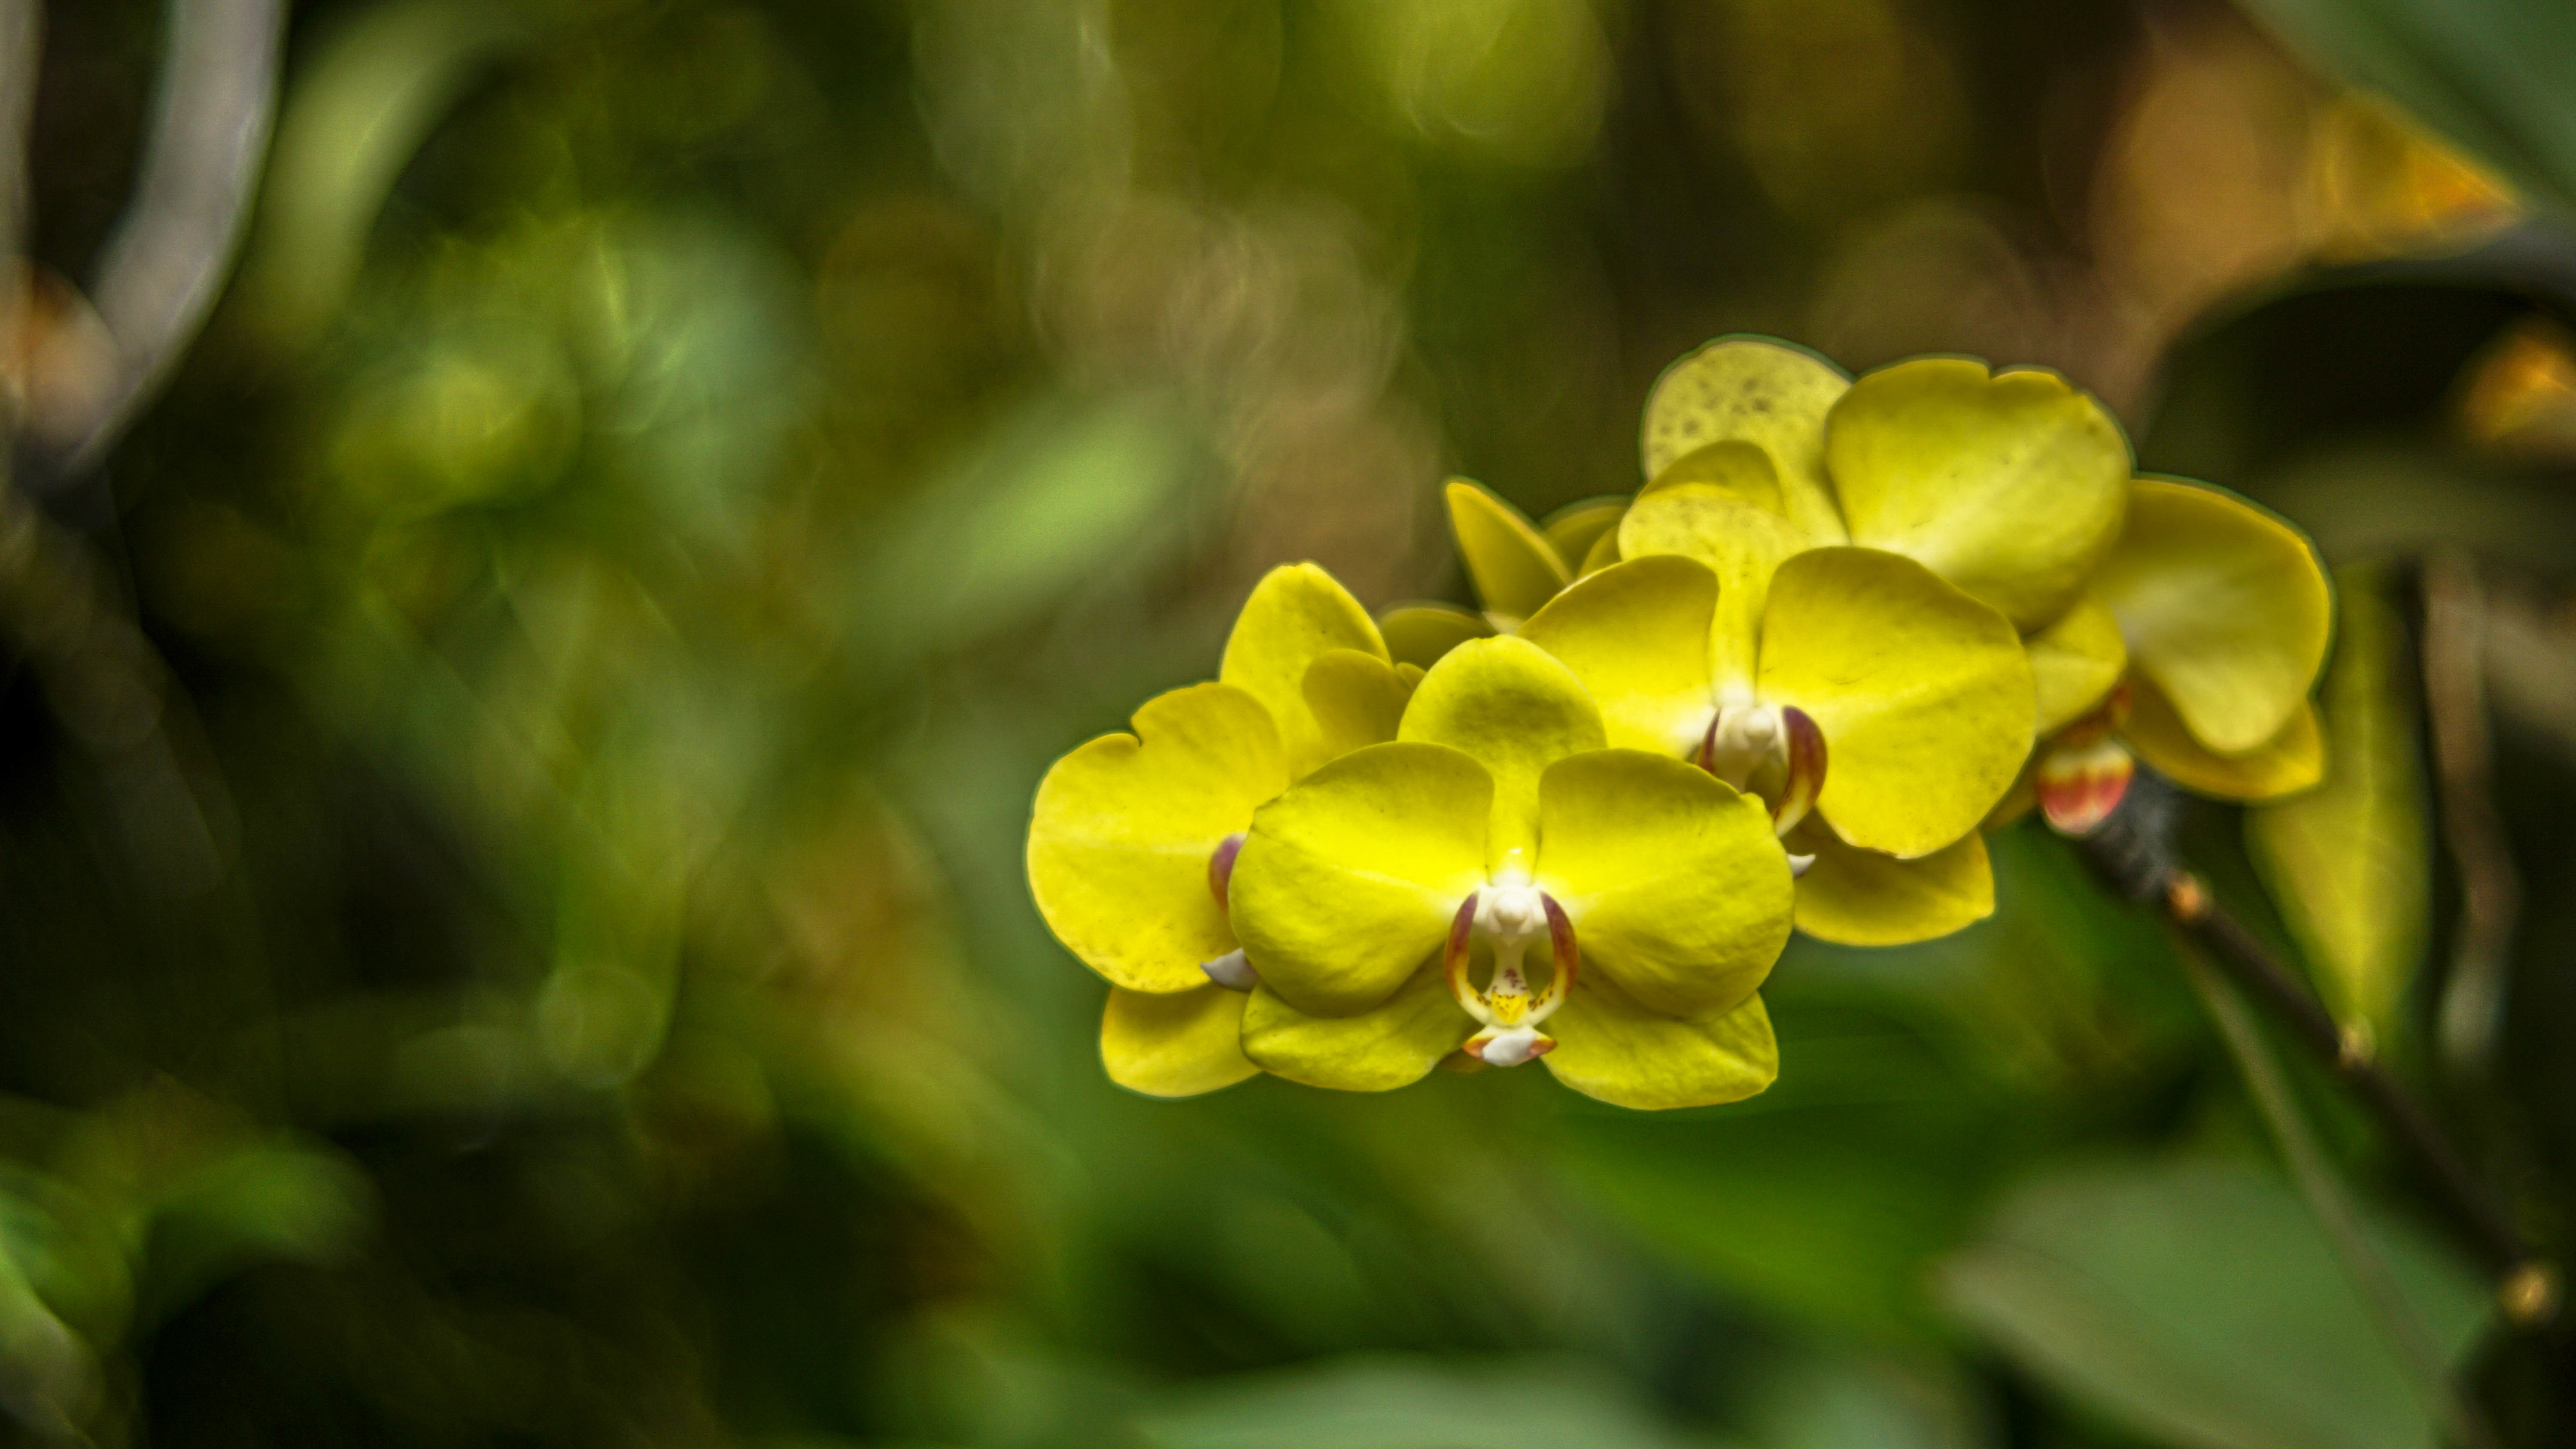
top-left (6, 0), bottom-right (2576, 1444)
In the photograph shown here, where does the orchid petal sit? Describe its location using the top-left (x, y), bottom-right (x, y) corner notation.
top-left (2126, 679), bottom-right (2324, 801)
top-left (1542, 498), bottom-right (1629, 573)
top-left (1446, 479), bottom-right (1571, 624)
top-left (1823, 358), bottom-right (2129, 629)
top-left (1620, 447), bottom-right (1815, 694)
top-left (1240, 969), bottom-right (1467, 1092)
top-left (1231, 742), bottom-right (1490, 1016)
top-left (2090, 479), bottom-right (2333, 754)
top-left (1399, 636), bottom-right (1606, 867)
top-left (1027, 682), bottom-right (1286, 992)
top-left (1519, 556), bottom-right (1719, 758)
top-left (2029, 593), bottom-right (2129, 735)
top-left (1789, 827), bottom-right (1993, 946)
top-left (1219, 562), bottom-right (1389, 779)
top-left (1542, 976), bottom-right (1778, 1110)
top-left (1379, 603), bottom-right (1492, 670)
top-left (1759, 549), bottom-right (2033, 857)
top-left (1640, 335), bottom-right (1850, 545)
top-left (1303, 649), bottom-right (1416, 760)
top-left (1102, 985), bottom-right (1259, 1097)
top-left (1534, 750), bottom-right (1793, 1019)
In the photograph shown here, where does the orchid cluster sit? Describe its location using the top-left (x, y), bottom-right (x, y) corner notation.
top-left (1027, 337), bottom-right (2333, 1110)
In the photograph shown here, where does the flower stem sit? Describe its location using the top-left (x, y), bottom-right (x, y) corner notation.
top-left (2179, 944), bottom-right (2501, 1449)
top-left (2070, 774), bottom-right (2557, 1327)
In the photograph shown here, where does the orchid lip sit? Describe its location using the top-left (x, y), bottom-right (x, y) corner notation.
top-left (1696, 702), bottom-right (1827, 840)
top-left (1443, 882), bottom-right (1579, 1067)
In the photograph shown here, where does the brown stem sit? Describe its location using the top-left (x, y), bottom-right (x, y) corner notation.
top-left (2180, 947), bottom-right (2502, 1449)
top-left (2070, 780), bottom-right (2558, 1327)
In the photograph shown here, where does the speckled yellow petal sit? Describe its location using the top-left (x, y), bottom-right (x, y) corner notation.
top-left (1231, 742), bottom-right (1489, 1016)
top-left (1534, 750), bottom-right (1793, 1019)
top-left (1446, 479), bottom-right (1571, 624)
top-left (2028, 593), bottom-right (2129, 735)
top-left (1518, 557), bottom-right (1719, 757)
top-left (1542, 499), bottom-right (1628, 571)
top-left (1240, 969), bottom-right (1467, 1092)
top-left (1304, 649), bottom-right (1415, 760)
top-left (1578, 527), bottom-right (1621, 577)
top-left (1542, 977), bottom-right (1777, 1111)
top-left (1028, 682), bottom-right (1287, 993)
top-left (1641, 336), bottom-right (1850, 545)
top-left (1759, 549), bottom-right (2033, 857)
top-left (1379, 603), bottom-right (1492, 670)
top-left (1789, 827), bottom-right (1993, 946)
top-left (1619, 456), bottom-right (1814, 694)
top-left (1219, 562), bottom-right (1390, 779)
top-left (2090, 479), bottom-right (2333, 754)
top-left (1823, 358), bottom-right (2129, 629)
top-left (1642, 439), bottom-right (1785, 514)
top-left (1399, 636), bottom-right (1605, 867)
top-left (2126, 678), bottom-right (2324, 802)
top-left (1102, 985), bottom-right (1259, 1097)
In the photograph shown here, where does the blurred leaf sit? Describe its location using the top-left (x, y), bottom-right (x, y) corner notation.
top-left (138, 1143), bottom-right (375, 1325)
top-left (1554, 1016), bottom-right (1999, 1348)
top-left (852, 391), bottom-right (1214, 661)
top-left (240, 0), bottom-right (535, 348)
top-left (556, 212), bottom-right (812, 541)
top-left (2234, 0), bottom-right (2576, 214)
top-left (0, 1190), bottom-right (100, 1437)
top-left (1936, 1158), bottom-right (2489, 1449)
top-left (2257, 441), bottom-right (2576, 570)
top-left (1740, 1352), bottom-right (1979, 1449)
top-left (2248, 565), bottom-right (2431, 1032)
top-left (1137, 1355), bottom-right (1720, 1449)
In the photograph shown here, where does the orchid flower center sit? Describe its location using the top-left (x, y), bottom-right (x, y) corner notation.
top-left (1696, 702), bottom-right (1827, 872)
top-left (1444, 849), bottom-right (1577, 1067)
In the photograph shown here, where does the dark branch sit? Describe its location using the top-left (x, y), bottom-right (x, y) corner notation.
top-left (2076, 772), bottom-right (2558, 1325)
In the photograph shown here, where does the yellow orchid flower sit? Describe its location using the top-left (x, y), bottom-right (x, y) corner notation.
top-left (1517, 528), bottom-right (2031, 946)
top-left (1610, 335), bottom-right (2135, 941)
top-left (1643, 336), bottom-right (2132, 631)
top-left (1026, 563), bottom-right (1416, 1097)
top-left (1378, 480), bottom-right (1627, 670)
top-left (1227, 636), bottom-right (1793, 1110)
top-left (2028, 479), bottom-right (2332, 834)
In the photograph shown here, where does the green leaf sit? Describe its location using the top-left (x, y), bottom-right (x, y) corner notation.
top-left (1936, 1158), bottom-right (2490, 1449)
top-left (2248, 564), bottom-right (2431, 1033)
top-left (2233, 0), bottom-right (2576, 214)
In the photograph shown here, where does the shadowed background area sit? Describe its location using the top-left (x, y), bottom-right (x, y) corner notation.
top-left (4, 0), bottom-right (2576, 1445)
